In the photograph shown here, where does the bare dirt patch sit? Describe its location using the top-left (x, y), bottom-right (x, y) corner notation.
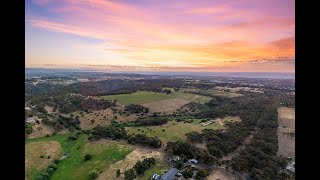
top-left (143, 98), bottom-right (190, 113)
top-left (277, 107), bottom-right (295, 160)
top-left (278, 107), bottom-right (295, 129)
top-left (98, 148), bottom-right (164, 180)
top-left (44, 105), bottom-right (54, 114)
top-left (25, 141), bottom-right (61, 180)
top-left (28, 123), bottom-right (55, 139)
top-left (208, 169), bottom-right (239, 180)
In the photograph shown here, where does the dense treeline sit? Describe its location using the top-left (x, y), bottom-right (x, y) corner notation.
top-left (127, 134), bottom-right (162, 148)
top-left (229, 108), bottom-right (292, 179)
top-left (124, 104), bottom-right (149, 113)
top-left (185, 95), bottom-right (271, 159)
top-left (134, 117), bottom-right (168, 126)
top-left (124, 157), bottom-right (156, 180)
top-left (27, 93), bottom-right (116, 114)
top-left (89, 125), bottom-right (162, 148)
top-left (42, 115), bottom-right (80, 131)
top-left (184, 93), bottom-right (293, 179)
top-left (90, 125), bottom-right (127, 140)
top-left (26, 78), bottom-right (185, 97)
top-left (166, 141), bottom-right (217, 165)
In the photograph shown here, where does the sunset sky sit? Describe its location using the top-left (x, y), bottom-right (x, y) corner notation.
top-left (26, 0), bottom-right (295, 72)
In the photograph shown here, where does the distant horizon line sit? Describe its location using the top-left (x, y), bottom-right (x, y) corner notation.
top-left (25, 67), bottom-right (294, 74)
top-left (25, 68), bottom-right (295, 79)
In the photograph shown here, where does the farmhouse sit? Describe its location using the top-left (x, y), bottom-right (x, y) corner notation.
top-left (26, 117), bottom-right (36, 124)
top-left (160, 168), bottom-right (178, 180)
top-left (188, 159), bottom-right (198, 164)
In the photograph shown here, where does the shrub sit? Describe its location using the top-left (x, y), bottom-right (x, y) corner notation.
top-left (88, 170), bottom-right (99, 179)
top-left (68, 135), bottom-right (78, 140)
top-left (84, 154), bottom-right (92, 161)
top-left (116, 169), bottom-right (121, 177)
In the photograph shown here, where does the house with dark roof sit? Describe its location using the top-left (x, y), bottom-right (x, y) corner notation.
top-left (160, 168), bottom-right (178, 180)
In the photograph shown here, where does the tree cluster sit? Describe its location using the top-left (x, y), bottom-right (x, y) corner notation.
top-left (166, 141), bottom-right (216, 165)
top-left (124, 157), bottom-right (156, 180)
top-left (128, 134), bottom-right (162, 148)
top-left (124, 104), bottom-right (149, 114)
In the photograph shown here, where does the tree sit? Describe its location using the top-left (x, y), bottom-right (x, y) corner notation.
top-left (88, 170), bottom-right (99, 179)
top-left (84, 154), bottom-right (92, 161)
top-left (116, 169), bottom-right (121, 177)
top-left (91, 119), bottom-right (95, 124)
top-left (195, 169), bottom-right (209, 179)
top-left (175, 161), bottom-right (183, 169)
top-left (124, 169), bottom-right (136, 180)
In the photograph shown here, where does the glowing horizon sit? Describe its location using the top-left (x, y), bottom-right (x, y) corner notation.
top-left (26, 0), bottom-right (295, 72)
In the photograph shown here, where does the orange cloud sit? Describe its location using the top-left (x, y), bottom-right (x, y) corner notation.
top-left (26, 0), bottom-right (295, 72)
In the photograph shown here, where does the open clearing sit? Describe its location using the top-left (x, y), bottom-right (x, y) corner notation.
top-left (277, 107), bottom-right (295, 160)
top-left (102, 91), bottom-right (212, 113)
top-left (26, 135), bottom-right (134, 180)
top-left (143, 98), bottom-right (190, 113)
top-left (208, 169), bottom-right (239, 180)
top-left (126, 120), bottom-right (224, 143)
top-left (28, 122), bottom-right (55, 139)
top-left (102, 91), bottom-right (211, 109)
top-left (73, 108), bottom-right (138, 130)
top-left (170, 92), bottom-right (212, 104)
top-left (25, 141), bottom-right (61, 180)
top-left (101, 91), bottom-right (174, 105)
top-left (98, 148), bottom-right (164, 180)
top-left (222, 116), bottom-right (241, 124)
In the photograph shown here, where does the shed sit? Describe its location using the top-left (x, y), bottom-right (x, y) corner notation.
top-left (188, 159), bottom-right (198, 164)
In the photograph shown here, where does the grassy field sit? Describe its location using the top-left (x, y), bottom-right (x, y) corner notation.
top-left (126, 120), bottom-right (224, 142)
top-left (170, 92), bottom-right (212, 104)
top-left (101, 91), bottom-right (212, 106)
top-left (140, 159), bottom-right (169, 180)
top-left (101, 91), bottom-right (175, 105)
top-left (26, 134), bottom-right (134, 180)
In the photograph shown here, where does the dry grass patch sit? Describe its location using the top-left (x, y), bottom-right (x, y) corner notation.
top-left (208, 169), bottom-right (239, 180)
top-left (75, 108), bottom-right (138, 129)
top-left (143, 98), bottom-right (190, 113)
top-left (277, 107), bottom-right (295, 160)
top-left (28, 123), bottom-right (55, 139)
top-left (25, 141), bottom-right (61, 180)
top-left (98, 148), bottom-right (164, 180)
top-left (222, 116), bottom-right (241, 124)
top-left (278, 107), bottom-right (295, 129)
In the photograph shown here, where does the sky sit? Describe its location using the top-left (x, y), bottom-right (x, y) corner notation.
top-left (25, 0), bottom-right (295, 72)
